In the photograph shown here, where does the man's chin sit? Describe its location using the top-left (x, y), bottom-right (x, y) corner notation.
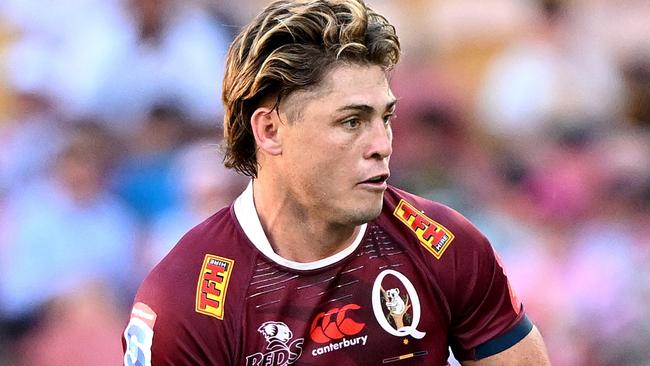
top-left (348, 201), bottom-right (384, 225)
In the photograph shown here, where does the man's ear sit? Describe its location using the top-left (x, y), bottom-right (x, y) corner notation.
top-left (251, 107), bottom-right (283, 156)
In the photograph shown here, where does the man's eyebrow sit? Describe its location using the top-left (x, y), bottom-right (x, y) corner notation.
top-left (336, 99), bottom-right (398, 114)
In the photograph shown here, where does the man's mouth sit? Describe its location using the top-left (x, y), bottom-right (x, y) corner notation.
top-left (360, 174), bottom-right (390, 185)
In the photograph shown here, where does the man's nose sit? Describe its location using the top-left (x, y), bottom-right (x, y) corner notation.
top-left (364, 119), bottom-right (393, 160)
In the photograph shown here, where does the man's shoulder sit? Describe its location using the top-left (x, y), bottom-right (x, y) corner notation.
top-left (379, 185), bottom-right (490, 261)
top-left (136, 204), bottom-right (254, 304)
top-left (125, 205), bottom-right (247, 365)
top-left (163, 205), bottom-right (252, 261)
top-left (382, 185), bottom-right (476, 232)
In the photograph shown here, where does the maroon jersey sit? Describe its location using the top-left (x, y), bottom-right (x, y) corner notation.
top-left (123, 184), bottom-right (532, 366)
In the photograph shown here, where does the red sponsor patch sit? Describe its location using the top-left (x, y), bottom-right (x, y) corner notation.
top-left (195, 254), bottom-right (234, 320)
top-left (310, 304), bottom-right (366, 343)
top-left (393, 199), bottom-right (454, 259)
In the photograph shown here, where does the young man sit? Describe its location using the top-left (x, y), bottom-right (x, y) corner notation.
top-left (122, 0), bottom-right (551, 365)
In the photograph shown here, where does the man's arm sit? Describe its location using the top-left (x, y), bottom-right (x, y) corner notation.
top-left (462, 326), bottom-right (550, 366)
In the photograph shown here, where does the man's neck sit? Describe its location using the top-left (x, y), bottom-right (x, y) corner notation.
top-left (252, 179), bottom-right (361, 263)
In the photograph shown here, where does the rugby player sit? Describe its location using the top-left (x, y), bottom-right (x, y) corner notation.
top-left (123, 1), bottom-right (551, 365)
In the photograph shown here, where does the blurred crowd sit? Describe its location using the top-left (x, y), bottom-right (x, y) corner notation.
top-left (0, 0), bottom-right (648, 365)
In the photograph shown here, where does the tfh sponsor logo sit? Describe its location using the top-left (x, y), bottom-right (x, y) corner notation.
top-left (393, 199), bottom-right (454, 259)
top-left (246, 321), bottom-right (304, 366)
top-left (310, 304), bottom-right (368, 357)
top-left (195, 254), bottom-right (234, 320)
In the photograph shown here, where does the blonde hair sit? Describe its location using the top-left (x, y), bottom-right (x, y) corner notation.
top-left (222, 0), bottom-right (400, 177)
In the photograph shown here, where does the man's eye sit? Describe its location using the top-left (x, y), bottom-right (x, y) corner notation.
top-left (383, 114), bottom-right (395, 125)
top-left (343, 119), bottom-right (361, 129)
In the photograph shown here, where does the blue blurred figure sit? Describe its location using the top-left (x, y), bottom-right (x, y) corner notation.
top-left (0, 122), bottom-right (139, 365)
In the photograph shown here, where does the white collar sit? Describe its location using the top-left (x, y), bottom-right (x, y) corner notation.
top-left (233, 181), bottom-right (367, 271)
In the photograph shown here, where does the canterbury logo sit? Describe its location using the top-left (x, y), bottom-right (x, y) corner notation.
top-left (309, 304), bottom-right (366, 343)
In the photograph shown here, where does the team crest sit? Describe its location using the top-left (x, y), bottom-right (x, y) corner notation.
top-left (246, 321), bottom-right (304, 366)
top-left (393, 199), bottom-right (454, 259)
top-left (195, 254), bottom-right (234, 319)
top-left (372, 270), bottom-right (426, 339)
top-left (123, 302), bottom-right (157, 366)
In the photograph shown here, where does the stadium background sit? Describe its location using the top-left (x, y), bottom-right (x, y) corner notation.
top-left (0, 0), bottom-right (648, 365)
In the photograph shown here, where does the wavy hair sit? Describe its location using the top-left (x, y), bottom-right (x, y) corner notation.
top-left (222, 0), bottom-right (400, 177)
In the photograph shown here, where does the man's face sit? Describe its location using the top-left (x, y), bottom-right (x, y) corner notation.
top-left (277, 63), bottom-right (396, 226)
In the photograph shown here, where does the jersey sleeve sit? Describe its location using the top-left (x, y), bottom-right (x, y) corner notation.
top-left (121, 212), bottom-right (243, 366)
top-left (445, 211), bottom-right (532, 361)
top-left (122, 267), bottom-right (236, 366)
top-left (381, 187), bottom-right (533, 361)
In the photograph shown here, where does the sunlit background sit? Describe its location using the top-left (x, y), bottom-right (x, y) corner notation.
top-left (0, 0), bottom-right (648, 365)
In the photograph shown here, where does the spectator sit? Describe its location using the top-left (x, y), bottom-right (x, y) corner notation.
top-left (92, 0), bottom-right (232, 130)
top-left (0, 122), bottom-right (139, 365)
top-left (145, 140), bottom-right (247, 269)
top-left (112, 104), bottom-right (190, 223)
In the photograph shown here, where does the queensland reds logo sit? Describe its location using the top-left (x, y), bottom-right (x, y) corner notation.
top-left (310, 304), bottom-right (366, 343)
top-left (245, 321), bottom-right (304, 366)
